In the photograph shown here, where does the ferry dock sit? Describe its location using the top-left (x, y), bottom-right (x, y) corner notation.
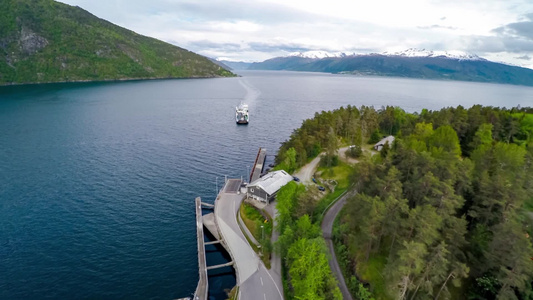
top-left (190, 148), bottom-right (283, 300)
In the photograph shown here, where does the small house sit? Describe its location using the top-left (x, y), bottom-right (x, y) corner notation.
top-left (246, 170), bottom-right (293, 203)
top-left (374, 135), bottom-right (395, 151)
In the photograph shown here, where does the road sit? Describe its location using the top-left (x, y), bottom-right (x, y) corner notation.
top-left (215, 183), bottom-right (283, 300)
top-left (291, 146), bottom-right (358, 300)
top-left (292, 154), bottom-right (322, 183)
top-left (337, 146), bottom-right (360, 164)
top-left (321, 192), bottom-right (355, 300)
top-left (264, 203), bottom-right (283, 294)
top-left (292, 146), bottom-right (360, 184)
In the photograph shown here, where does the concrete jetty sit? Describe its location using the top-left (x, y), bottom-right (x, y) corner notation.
top-left (202, 213), bottom-right (220, 240)
top-left (190, 148), bottom-right (283, 300)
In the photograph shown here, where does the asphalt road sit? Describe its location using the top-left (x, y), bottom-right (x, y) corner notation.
top-left (292, 146), bottom-right (358, 184)
top-left (264, 203), bottom-right (283, 294)
top-left (321, 193), bottom-right (354, 300)
top-left (292, 154), bottom-right (322, 183)
top-left (215, 191), bottom-right (283, 300)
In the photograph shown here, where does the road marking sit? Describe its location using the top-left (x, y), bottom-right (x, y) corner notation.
top-left (263, 265), bottom-right (283, 300)
top-left (260, 277), bottom-right (264, 286)
top-left (264, 293), bottom-right (266, 300)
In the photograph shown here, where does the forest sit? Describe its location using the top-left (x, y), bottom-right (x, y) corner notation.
top-left (274, 104), bottom-right (533, 299)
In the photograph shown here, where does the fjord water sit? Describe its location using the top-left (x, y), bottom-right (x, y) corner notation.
top-left (1, 71), bottom-right (532, 299)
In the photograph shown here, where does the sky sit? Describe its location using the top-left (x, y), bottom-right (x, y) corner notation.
top-left (57, 0), bottom-right (533, 68)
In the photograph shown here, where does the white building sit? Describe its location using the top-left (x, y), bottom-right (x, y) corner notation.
top-left (246, 170), bottom-right (293, 203)
top-left (374, 135), bottom-right (395, 151)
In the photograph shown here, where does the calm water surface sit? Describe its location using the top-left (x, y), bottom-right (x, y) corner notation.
top-left (1, 71), bottom-right (532, 299)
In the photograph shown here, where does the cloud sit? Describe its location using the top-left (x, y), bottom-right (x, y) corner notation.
top-left (247, 42), bottom-right (310, 53)
top-left (187, 40), bottom-right (242, 51)
top-left (524, 12), bottom-right (533, 21)
top-left (417, 24), bottom-right (458, 30)
top-left (492, 12), bottom-right (533, 40)
top-left (57, 0), bottom-right (533, 66)
top-left (493, 21), bottom-right (533, 40)
top-left (461, 34), bottom-right (533, 54)
top-left (515, 54), bottom-right (531, 60)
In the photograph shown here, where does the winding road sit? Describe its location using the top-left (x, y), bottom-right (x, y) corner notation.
top-left (291, 145), bottom-right (360, 299)
top-left (321, 192), bottom-right (355, 300)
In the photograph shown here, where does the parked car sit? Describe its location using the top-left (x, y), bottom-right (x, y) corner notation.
top-left (293, 176), bottom-right (300, 182)
top-left (318, 186), bottom-right (326, 192)
top-left (312, 177), bottom-right (317, 183)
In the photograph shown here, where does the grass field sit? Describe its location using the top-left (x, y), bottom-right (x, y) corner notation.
top-left (239, 202), bottom-right (272, 268)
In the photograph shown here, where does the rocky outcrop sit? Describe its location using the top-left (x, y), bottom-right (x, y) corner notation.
top-left (19, 27), bottom-right (48, 55)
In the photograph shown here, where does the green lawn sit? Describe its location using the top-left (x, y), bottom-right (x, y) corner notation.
top-left (239, 202), bottom-right (272, 268)
top-left (317, 160), bottom-right (354, 189)
top-left (313, 160), bottom-right (354, 222)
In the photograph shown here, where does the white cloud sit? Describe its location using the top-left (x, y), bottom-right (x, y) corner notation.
top-left (57, 0), bottom-right (533, 67)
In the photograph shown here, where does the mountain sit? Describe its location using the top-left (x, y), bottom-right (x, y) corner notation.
top-left (248, 49), bottom-right (533, 86)
top-left (217, 60), bottom-right (252, 71)
top-left (287, 50), bottom-right (354, 59)
top-left (382, 48), bottom-right (485, 61)
top-left (0, 0), bottom-right (234, 85)
top-left (248, 56), bottom-right (316, 71)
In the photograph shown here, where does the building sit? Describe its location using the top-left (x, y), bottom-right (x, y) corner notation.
top-left (246, 170), bottom-right (293, 203)
top-left (374, 135), bottom-right (395, 151)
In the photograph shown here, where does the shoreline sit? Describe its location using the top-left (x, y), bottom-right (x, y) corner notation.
top-left (0, 74), bottom-right (239, 87)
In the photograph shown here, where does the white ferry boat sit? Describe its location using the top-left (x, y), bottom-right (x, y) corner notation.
top-left (236, 103), bottom-right (249, 124)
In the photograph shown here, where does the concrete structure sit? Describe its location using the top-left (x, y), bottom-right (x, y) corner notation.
top-left (215, 180), bottom-right (283, 300)
top-left (249, 148), bottom-right (267, 183)
top-left (189, 147), bottom-right (284, 299)
top-left (247, 170), bottom-right (293, 203)
top-left (193, 197), bottom-right (234, 300)
top-left (194, 197), bottom-right (209, 300)
top-left (374, 135), bottom-right (395, 151)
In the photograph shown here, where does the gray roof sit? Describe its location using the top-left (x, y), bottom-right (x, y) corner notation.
top-left (248, 170), bottom-right (293, 195)
top-left (375, 135), bottom-right (395, 148)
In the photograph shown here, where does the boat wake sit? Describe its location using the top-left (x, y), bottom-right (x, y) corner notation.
top-left (238, 78), bottom-right (260, 108)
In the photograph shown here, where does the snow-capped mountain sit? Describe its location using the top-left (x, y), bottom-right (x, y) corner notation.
top-left (289, 48), bottom-right (485, 61)
top-left (288, 51), bottom-right (354, 59)
top-left (382, 48), bottom-right (485, 61)
top-left (248, 48), bottom-right (533, 86)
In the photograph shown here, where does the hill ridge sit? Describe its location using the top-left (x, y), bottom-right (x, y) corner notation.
top-left (0, 0), bottom-right (234, 85)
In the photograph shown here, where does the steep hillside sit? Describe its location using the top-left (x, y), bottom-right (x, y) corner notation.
top-left (218, 60), bottom-right (252, 71)
top-left (248, 50), bottom-right (533, 86)
top-left (0, 0), bottom-right (234, 85)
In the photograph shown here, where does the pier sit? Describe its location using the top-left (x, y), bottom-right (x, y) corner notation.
top-left (193, 197), bottom-right (235, 300)
top-left (193, 197), bottom-right (208, 300)
top-left (190, 148), bottom-right (283, 300)
top-left (249, 147), bottom-right (267, 183)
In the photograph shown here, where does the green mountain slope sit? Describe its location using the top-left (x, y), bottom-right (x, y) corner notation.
top-left (0, 0), bottom-right (234, 85)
